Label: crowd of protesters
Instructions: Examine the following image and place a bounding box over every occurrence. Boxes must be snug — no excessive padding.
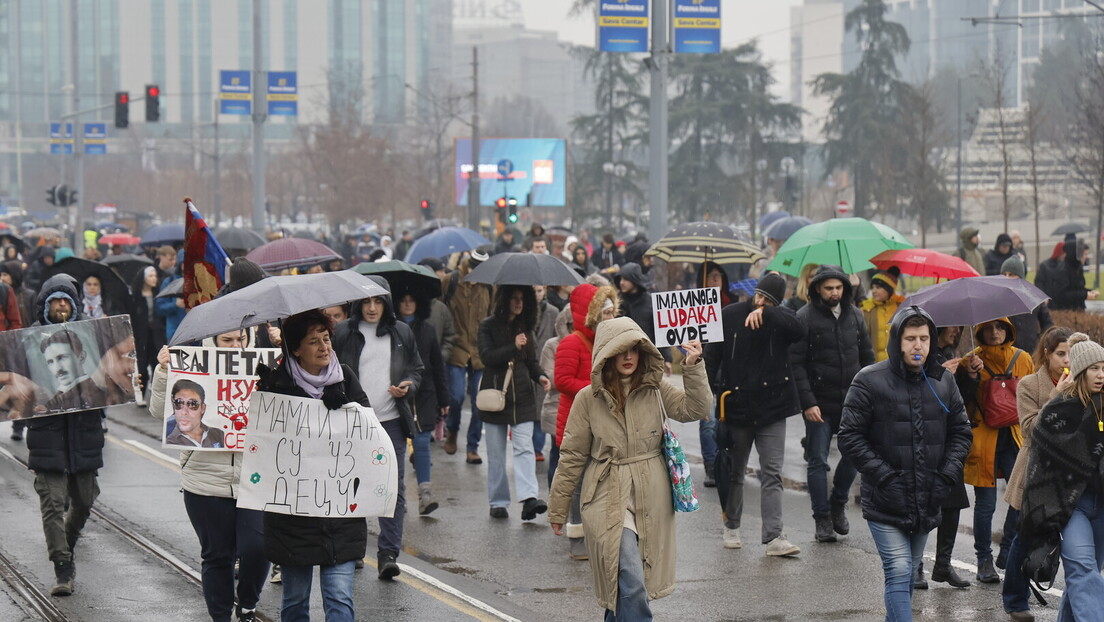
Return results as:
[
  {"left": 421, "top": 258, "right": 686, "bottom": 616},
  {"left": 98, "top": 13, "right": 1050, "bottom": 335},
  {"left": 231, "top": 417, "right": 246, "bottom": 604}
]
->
[{"left": 2, "top": 221, "right": 1104, "bottom": 622}]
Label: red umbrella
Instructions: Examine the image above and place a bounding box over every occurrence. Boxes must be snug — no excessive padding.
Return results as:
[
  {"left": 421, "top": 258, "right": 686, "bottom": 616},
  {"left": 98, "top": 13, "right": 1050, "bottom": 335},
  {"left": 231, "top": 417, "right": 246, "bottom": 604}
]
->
[
  {"left": 100, "top": 233, "right": 142, "bottom": 246},
  {"left": 870, "top": 248, "right": 979, "bottom": 281},
  {"left": 245, "top": 237, "right": 341, "bottom": 272}
]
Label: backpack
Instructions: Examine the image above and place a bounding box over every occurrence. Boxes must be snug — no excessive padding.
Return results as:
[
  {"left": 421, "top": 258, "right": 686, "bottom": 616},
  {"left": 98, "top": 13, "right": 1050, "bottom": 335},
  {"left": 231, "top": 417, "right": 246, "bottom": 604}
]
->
[{"left": 979, "top": 350, "right": 1023, "bottom": 428}]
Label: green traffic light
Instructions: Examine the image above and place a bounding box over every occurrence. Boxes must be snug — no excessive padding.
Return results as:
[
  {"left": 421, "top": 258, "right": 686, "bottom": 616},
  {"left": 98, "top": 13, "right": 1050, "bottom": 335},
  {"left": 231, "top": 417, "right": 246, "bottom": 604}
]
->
[{"left": 507, "top": 213, "right": 519, "bottom": 224}]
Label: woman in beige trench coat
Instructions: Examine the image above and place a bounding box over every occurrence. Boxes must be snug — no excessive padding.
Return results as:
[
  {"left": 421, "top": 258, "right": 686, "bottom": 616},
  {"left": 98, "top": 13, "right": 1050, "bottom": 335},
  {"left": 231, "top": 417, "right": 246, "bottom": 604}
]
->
[{"left": 548, "top": 316, "right": 712, "bottom": 620}]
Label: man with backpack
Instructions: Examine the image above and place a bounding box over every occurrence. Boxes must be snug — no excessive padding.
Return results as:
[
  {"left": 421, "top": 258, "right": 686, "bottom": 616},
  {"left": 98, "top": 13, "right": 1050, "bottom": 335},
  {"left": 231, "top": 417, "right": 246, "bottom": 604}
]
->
[{"left": 960, "top": 318, "right": 1034, "bottom": 584}]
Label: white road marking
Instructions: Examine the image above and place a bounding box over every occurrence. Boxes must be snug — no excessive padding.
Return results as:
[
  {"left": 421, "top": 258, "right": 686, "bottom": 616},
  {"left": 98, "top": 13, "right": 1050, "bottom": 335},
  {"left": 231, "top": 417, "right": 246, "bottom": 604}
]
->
[{"left": 398, "top": 563, "right": 525, "bottom": 622}]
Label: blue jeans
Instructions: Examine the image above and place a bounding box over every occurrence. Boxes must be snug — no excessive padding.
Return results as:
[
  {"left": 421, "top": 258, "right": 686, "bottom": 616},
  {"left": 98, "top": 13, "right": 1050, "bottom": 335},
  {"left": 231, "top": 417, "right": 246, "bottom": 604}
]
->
[
  {"left": 868, "top": 521, "right": 927, "bottom": 622},
  {"left": 973, "top": 429, "right": 1020, "bottom": 560},
  {"left": 412, "top": 429, "right": 432, "bottom": 485},
  {"left": 280, "top": 561, "right": 356, "bottom": 622},
  {"left": 548, "top": 444, "right": 559, "bottom": 488},
  {"left": 604, "top": 528, "right": 652, "bottom": 622},
  {"left": 805, "top": 415, "right": 858, "bottom": 517},
  {"left": 446, "top": 364, "right": 484, "bottom": 453},
  {"left": 377, "top": 418, "right": 406, "bottom": 555},
  {"left": 1002, "top": 533, "right": 1030, "bottom": 613},
  {"left": 699, "top": 410, "right": 717, "bottom": 464},
  {"left": 1057, "top": 491, "right": 1104, "bottom": 621},
  {"left": 484, "top": 421, "right": 538, "bottom": 508}
]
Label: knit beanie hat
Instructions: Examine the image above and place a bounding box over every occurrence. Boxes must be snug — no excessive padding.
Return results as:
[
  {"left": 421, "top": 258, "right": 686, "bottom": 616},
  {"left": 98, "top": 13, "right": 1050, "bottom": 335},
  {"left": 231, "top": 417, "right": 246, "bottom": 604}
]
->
[
  {"left": 755, "top": 273, "right": 787, "bottom": 306},
  {"left": 1068, "top": 332, "right": 1104, "bottom": 379},
  {"left": 871, "top": 271, "right": 898, "bottom": 292},
  {"left": 221, "top": 259, "right": 267, "bottom": 295},
  {"left": 1000, "top": 255, "right": 1026, "bottom": 279}
]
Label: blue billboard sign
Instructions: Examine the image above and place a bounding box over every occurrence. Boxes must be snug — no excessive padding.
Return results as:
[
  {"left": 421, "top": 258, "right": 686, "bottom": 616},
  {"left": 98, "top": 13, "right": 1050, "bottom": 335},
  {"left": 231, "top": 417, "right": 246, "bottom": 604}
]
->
[
  {"left": 49, "top": 123, "right": 73, "bottom": 155},
  {"left": 219, "top": 70, "right": 252, "bottom": 115},
  {"left": 673, "top": 0, "right": 721, "bottom": 54},
  {"left": 267, "top": 71, "right": 298, "bottom": 116},
  {"left": 597, "top": 0, "right": 649, "bottom": 53},
  {"left": 84, "top": 123, "right": 107, "bottom": 155},
  {"left": 455, "top": 139, "right": 568, "bottom": 208}
]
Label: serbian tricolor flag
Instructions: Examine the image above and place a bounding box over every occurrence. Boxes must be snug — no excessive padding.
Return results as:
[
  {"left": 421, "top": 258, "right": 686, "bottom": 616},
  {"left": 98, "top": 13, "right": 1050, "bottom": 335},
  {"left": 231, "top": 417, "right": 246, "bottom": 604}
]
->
[{"left": 182, "top": 197, "right": 231, "bottom": 309}]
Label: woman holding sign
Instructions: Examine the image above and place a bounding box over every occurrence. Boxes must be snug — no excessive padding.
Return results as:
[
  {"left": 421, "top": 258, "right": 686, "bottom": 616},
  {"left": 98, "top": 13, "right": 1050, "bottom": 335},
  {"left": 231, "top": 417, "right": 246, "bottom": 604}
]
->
[{"left": 256, "top": 309, "right": 371, "bottom": 622}]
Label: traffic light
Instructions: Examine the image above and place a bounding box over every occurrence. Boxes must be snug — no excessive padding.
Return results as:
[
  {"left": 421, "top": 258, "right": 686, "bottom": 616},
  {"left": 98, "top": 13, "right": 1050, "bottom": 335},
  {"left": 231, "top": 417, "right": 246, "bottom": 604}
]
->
[
  {"left": 419, "top": 199, "right": 434, "bottom": 220},
  {"left": 64, "top": 186, "right": 78, "bottom": 207},
  {"left": 495, "top": 197, "right": 508, "bottom": 224},
  {"left": 145, "top": 84, "right": 161, "bottom": 122},
  {"left": 114, "top": 91, "right": 130, "bottom": 128},
  {"left": 507, "top": 197, "right": 519, "bottom": 224},
  {"left": 46, "top": 185, "right": 58, "bottom": 206}
]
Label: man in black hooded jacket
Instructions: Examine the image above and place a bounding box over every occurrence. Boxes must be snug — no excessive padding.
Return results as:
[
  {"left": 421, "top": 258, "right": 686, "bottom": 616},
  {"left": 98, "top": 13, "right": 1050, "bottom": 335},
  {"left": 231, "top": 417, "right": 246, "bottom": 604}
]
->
[
  {"left": 333, "top": 275, "right": 423, "bottom": 581},
  {"left": 838, "top": 306, "right": 972, "bottom": 620},
  {"left": 790, "top": 265, "right": 875, "bottom": 543}
]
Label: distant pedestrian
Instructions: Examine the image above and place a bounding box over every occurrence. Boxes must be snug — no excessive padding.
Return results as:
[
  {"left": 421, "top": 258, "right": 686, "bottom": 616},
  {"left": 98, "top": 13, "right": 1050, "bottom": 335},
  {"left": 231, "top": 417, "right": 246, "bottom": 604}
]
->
[
  {"left": 1044, "top": 237, "right": 1099, "bottom": 311},
  {"left": 791, "top": 265, "right": 875, "bottom": 543},
  {"left": 592, "top": 233, "right": 624, "bottom": 273},
  {"left": 860, "top": 269, "right": 905, "bottom": 362},
  {"left": 615, "top": 263, "right": 671, "bottom": 374},
  {"left": 839, "top": 306, "right": 972, "bottom": 622},
  {"left": 954, "top": 227, "right": 985, "bottom": 277},
  {"left": 1000, "top": 255, "right": 1053, "bottom": 356},
  {"left": 549, "top": 318, "right": 710, "bottom": 622},
  {"left": 984, "top": 233, "right": 1017, "bottom": 276}
]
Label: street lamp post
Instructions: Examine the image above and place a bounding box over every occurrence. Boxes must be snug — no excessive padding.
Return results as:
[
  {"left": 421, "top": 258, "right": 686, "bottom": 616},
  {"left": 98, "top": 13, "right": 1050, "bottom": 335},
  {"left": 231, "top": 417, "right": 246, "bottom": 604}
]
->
[{"left": 956, "top": 76, "right": 963, "bottom": 246}]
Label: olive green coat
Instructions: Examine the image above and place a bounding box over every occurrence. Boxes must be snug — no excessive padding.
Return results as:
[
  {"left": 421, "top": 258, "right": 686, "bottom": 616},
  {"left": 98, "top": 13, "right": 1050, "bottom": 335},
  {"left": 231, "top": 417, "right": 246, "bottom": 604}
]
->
[{"left": 547, "top": 316, "right": 712, "bottom": 612}]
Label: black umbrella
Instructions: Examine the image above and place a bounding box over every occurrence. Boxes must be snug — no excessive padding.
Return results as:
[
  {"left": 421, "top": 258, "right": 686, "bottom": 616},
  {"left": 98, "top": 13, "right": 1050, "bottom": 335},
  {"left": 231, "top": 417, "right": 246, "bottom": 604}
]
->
[
  {"left": 101, "top": 253, "right": 154, "bottom": 285},
  {"left": 353, "top": 260, "right": 440, "bottom": 303},
  {"left": 464, "top": 252, "right": 584, "bottom": 286},
  {"left": 214, "top": 228, "right": 267, "bottom": 251},
  {"left": 1051, "top": 222, "right": 1090, "bottom": 236},
  {"left": 0, "top": 231, "right": 26, "bottom": 253},
  {"left": 169, "top": 270, "right": 388, "bottom": 345},
  {"left": 43, "top": 257, "right": 133, "bottom": 316},
  {"left": 140, "top": 222, "right": 185, "bottom": 247},
  {"left": 156, "top": 277, "right": 184, "bottom": 299}
]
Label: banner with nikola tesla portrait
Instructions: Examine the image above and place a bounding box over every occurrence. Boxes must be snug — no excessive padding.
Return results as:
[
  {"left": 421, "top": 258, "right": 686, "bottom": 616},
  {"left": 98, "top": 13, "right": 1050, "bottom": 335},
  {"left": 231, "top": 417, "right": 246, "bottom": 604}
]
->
[{"left": 0, "top": 316, "right": 136, "bottom": 421}]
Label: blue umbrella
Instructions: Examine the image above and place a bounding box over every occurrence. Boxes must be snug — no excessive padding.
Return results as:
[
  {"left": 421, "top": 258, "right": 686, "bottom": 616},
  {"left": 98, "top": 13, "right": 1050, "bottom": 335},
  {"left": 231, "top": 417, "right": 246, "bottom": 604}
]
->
[
  {"left": 764, "top": 216, "right": 813, "bottom": 241},
  {"left": 140, "top": 222, "right": 185, "bottom": 247},
  {"left": 759, "top": 210, "right": 790, "bottom": 230},
  {"left": 405, "top": 226, "right": 492, "bottom": 264}
]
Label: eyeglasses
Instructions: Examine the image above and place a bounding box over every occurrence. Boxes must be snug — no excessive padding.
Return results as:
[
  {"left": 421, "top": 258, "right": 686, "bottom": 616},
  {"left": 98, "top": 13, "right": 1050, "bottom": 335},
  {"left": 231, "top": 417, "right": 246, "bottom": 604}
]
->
[{"left": 173, "top": 398, "right": 202, "bottom": 410}]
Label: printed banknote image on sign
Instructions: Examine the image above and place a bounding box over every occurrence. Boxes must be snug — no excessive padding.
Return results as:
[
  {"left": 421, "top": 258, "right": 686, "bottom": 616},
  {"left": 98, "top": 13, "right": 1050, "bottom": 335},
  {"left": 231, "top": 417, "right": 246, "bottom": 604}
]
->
[
  {"left": 651, "top": 287, "right": 722, "bottom": 347},
  {"left": 236, "top": 392, "right": 399, "bottom": 519},
  {"left": 0, "top": 317, "right": 136, "bottom": 421},
  {"left": 160, "top": 346, "right": 281, "bottom": 451}
]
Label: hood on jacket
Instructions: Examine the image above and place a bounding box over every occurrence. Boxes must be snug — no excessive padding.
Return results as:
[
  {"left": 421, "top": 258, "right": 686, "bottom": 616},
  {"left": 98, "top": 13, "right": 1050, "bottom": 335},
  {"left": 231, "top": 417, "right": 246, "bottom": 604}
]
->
[
  {"left": 35, "top": 273, "right": 81, "bottom": 325},
  {"left": 615, "top": 263, "right": 652, "bottom": 291},
  {"left": 974, "top": 317, "right": 1017, "bottom": 348},
  {"left": 589, "top": 316, "right": 665, "bottom": 393},
  {"left": 696, "top": 261, "right": 731, "bottom": 298},
  {"left": 808, "top": 264, "right": 852, "bottom": 311},
  {"left": 888, "top": 305, "right": 943, "bottom": 378},
  {"left": 960, "top": 227, "right": 980, "bottom": 250},
  {"left": 1064, "top": 239, "right": 1084, "bottom": 264},
  {"left": 993, "top": 233, "right": 1013, "bottom": 253},
  {"left": 585, "top": 286, "right": 619, "bottom": 330},
  {"left": 1, "top": 260, "right": 23, "bottom": 290},
  {"left": 568, "top": 284, "right": 598, "bottom": 336},
  {"left": 350, "top": 274, "right": 395, "bottom": 337}
]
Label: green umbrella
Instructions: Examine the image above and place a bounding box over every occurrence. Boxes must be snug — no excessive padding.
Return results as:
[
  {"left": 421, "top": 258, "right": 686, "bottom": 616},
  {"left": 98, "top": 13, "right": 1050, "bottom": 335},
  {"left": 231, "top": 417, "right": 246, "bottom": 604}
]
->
[{"left": 766, "top": 218, "right": 914, "bottom": 276}]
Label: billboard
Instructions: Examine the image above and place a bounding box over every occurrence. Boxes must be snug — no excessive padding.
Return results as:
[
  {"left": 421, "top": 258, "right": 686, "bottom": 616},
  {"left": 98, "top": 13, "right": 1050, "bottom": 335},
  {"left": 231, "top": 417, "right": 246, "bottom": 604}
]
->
[{"left": 455, "top": 138, "right": 567, "bottom": 207}]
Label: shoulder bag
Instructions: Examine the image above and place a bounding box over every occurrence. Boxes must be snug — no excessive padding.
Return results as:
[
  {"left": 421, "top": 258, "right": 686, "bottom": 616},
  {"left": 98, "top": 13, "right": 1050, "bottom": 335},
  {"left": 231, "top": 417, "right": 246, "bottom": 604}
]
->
[
  {"left": 657, "top": 389, "right": 700, "bottom": 513},
  {"left": 476, "top": 362, "right": 513, "bottom": 413},
  {"left": 980, "top": 350, "right": 1022, "bottom": 428}
]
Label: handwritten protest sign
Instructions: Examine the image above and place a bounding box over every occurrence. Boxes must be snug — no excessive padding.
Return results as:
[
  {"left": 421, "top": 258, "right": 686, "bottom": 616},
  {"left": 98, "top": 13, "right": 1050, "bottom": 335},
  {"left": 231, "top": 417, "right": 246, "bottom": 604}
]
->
[
  {"left": 0, "top": 316, "right": 135, "bottom": 421},
  {"left": 236, "top": 392, "right": 398, "bottom": 519},
  {"left": 651, "top": 287, "right": 723, "bottom": 347},
  {"left": 161, "top": 346, "right": 280, "bottom": 451}
]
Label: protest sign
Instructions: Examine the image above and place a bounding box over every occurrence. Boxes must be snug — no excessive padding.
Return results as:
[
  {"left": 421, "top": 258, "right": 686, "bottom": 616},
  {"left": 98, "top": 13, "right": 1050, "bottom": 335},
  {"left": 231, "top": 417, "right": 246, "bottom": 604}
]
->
[
  {"left": 237, "top": 392, "right": 398, "bottom": 519},
  {"left": 651, "top": 287, "right": 723, "bottom": 347},
  {"left": 161, "top": 346, "right": 280, "bottom": 451},
  {"left": 0, "top": 316, "right": 135, "bottom": 421}
]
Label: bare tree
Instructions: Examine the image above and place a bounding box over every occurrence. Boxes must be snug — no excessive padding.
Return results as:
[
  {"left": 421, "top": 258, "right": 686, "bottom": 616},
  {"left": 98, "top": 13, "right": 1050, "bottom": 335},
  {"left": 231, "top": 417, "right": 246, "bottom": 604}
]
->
[
  {"left": 981, "top": 48, "right": 1014, "bottom": 232},
  {"left": 1066, "top": 44, "right": 1104, "bottom": 288},
  {"left": 900, "top": 82, "right": 950, "bottom": 248},
  {"left": 1022, "top": 100, "right": 1046, "bottom": 269}
]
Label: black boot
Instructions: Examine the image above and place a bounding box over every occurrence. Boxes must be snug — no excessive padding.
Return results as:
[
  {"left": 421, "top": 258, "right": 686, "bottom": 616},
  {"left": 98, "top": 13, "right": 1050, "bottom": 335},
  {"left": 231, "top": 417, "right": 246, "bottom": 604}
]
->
[
  {"left": 814, "top": 515, "right": 837, "bottom": 543},
  {"left": 913, "top": 561, "right": 928, "bottom": 590},
  {"left": 930, "top": 514, "right": 970, "bottom": 588},
  {"left": 704, "top": 462, "right": 716, "bottom": 488},
  {"left": 830, "top": 500, "right": 850, "bottom": 536}
]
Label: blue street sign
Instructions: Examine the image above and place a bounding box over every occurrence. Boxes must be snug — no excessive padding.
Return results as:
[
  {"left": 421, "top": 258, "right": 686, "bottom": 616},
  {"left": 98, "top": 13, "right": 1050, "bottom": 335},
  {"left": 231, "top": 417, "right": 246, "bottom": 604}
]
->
[
  {"left": 219, "top": 70, "right": 252, "bottom": 115},
  {"left": 597, "top": 0, "right": 649, "bottom": 53},
  {"left": 267, "top": 71, "right": 298, "bottom": 116},
  {"left": 673, "top": 0, "right": 721, "bottom": 54},
  {"left": 49, "top": 123, "right": 73, "bottom": 155},
  {"left": 497, "top": 159, "right": 514, "bottom": 179},
  {"left": 84, "top": 123, "right": 107, "bottom": 155}
]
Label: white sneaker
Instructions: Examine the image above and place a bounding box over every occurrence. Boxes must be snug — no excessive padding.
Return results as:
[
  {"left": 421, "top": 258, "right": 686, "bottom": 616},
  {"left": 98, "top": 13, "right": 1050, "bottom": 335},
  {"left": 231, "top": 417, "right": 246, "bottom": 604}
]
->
[
  {"left": 765, "top": 536, "right": 800, "bottom": 557},
  {"left": 723, "top": 527, "right": 742, "bottom": 549}
]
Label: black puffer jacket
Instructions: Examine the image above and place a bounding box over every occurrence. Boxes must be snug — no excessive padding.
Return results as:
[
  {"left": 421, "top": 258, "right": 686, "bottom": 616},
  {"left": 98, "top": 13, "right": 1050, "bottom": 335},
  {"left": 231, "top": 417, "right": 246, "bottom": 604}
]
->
[
  {"left": 26, "top": 274, "right": 106, "bottom": 474},
  {"left": 257, "top": 361, "right": 371, "bottom": 567},
  {"left": 405, "top": 317, "right": 449, "bottom": 433},
  {"left": 705, "top": 299, "right": 803, "bottom": 428},
  {"left": 838, "top": 306, "right": 973, "bottom": 533},
  {"left": 790, "top": 265, "right": 875, "bottom": 418},
  {"left": 477, "top": 314, "right": 545, "bottom": 426},
  {"left": 983, "top": 233, "right": 1016, "bottom": 276}
]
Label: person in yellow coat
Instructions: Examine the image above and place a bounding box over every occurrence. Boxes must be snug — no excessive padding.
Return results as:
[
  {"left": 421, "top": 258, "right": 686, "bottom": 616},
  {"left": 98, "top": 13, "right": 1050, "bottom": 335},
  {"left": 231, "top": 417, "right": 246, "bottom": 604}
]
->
[
  {"left": 860, "top": 270, "right": 905, "bottom": 362},
  {"left": 959, "top": 318, "right": 1034, "bottom": 585}
]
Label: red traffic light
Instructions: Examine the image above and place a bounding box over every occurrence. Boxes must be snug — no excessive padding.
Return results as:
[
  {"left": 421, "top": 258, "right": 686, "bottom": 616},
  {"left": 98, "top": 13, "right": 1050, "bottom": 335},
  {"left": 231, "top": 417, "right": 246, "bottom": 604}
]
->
[
  {"left": 147, "top": 85, "right": 160, "bottom": 98},
  {"left": 420, "top": 199, "right": 430, "bottom": 209},
  {"left": 118, "top": 93, "right": 129, "bottom": 104},
  {"left": 495, "top": 197, "right": 507, "bottom": 209}
]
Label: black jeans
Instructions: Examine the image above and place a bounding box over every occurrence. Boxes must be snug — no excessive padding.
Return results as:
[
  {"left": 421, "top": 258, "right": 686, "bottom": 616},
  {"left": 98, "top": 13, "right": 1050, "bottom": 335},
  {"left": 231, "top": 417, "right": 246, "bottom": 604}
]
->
[{"left": 183, "top": 491, "right": 269, "bottom": 622}]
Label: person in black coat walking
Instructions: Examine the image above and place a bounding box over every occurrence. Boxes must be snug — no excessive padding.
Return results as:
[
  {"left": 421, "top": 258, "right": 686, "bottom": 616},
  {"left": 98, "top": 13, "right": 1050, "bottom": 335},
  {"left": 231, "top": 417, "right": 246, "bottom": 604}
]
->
[
  {"left": 838, "top": 306, "right": 973, "bottom": 621},
  {"left": 984, "top": 233, "right": 1017, "bottom": 276},
  {"left": 615, "top": 262, "right": 672, "bottom": 371},
  {"left": 705, "top": 273, "right": 803, "bottom": 555},
  {"left": 790, "top": 264, "right": 876, "bottom": 543},
  {"left": 256, "top": 309, "right": 370, "bottom": 622}
]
